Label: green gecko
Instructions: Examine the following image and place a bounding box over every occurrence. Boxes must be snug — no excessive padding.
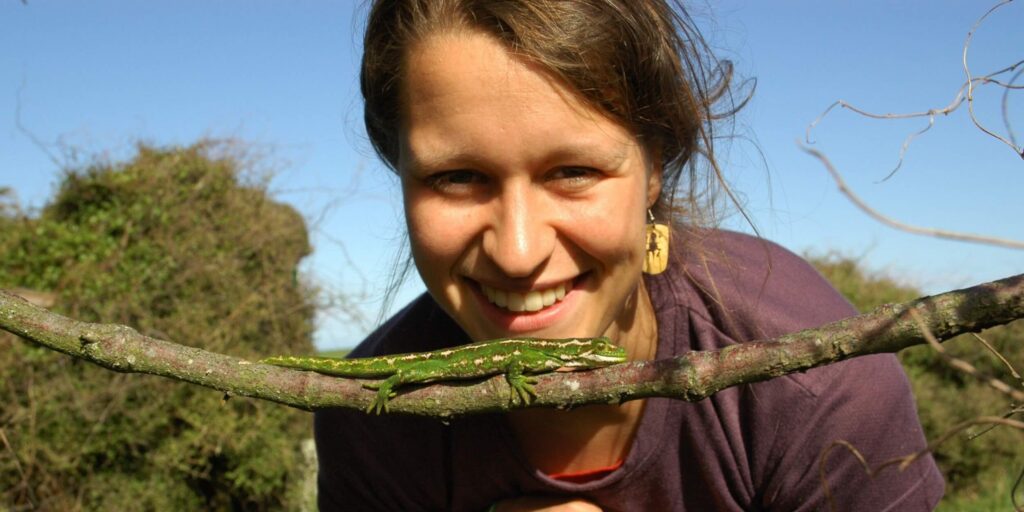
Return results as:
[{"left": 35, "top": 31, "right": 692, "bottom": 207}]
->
[{"left": 260, "top": 337, "right": 627, "bottom": 414}]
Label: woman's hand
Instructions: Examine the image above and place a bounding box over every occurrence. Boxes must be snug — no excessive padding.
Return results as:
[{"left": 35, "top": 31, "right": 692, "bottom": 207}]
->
[{"left": 491, "top": 496, "right": 602, "bottom": 512}]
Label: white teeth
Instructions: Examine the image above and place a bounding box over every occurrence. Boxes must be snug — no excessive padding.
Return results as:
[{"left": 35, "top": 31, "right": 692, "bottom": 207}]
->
[
  {"left": 507, "top": 293, "right": 525, "bottom": 312},
  {"left": 541, "top": 289, "right": 555, "bottom": 307},
  {"left": 524, "top": 291, "right": 543, "bottom": 312},
  {"left": 481, "top": 281, "right": 571, "bottom": 313}
]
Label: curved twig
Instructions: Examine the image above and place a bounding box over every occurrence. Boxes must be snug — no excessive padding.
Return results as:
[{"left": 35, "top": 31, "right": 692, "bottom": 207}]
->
[
  {"left": 805, "top": 58, "right": 1024, "bottom": 180},
  {"left": 1004, "top": 66, "right": 1023, "bottom": 148},
  {"left": 801, "top": 144, "right": 1024, "bottom": 249},
  {"left": 909, "top": 309, "right": 1024, "bottom": 402},
  {"left": 805, "top": 0, "right": 1024, "bottom": 176},
  {"left": 963, "top": 0, "right": 1023, "bottom": 158},
  {"left": 971, "top": 332, "right": 1024, "bottom": 386},
  {"left": 819, "top": 416, "right": 1024, "bottom": 512}
]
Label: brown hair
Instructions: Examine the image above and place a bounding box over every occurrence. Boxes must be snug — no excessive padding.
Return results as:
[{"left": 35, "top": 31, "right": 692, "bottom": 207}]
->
[{"left": 361, "top": 0, "right": 744, "bottom": 223}]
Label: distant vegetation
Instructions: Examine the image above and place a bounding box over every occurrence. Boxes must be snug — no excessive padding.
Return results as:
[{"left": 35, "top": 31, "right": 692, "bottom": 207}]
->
[
  {"left": 810, "top": 253, "right": 1024, "bottom": 506},
  {"left": 0, "top": 142, "right": 317, "bottom": 510}
]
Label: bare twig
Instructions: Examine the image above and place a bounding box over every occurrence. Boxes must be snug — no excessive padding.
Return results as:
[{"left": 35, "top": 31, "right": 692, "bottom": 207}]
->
[
  {"left": 0, "top": 427, "right": 37, "bottom": 509},
  {"left": 805, "top": 60, "right": 1024, "bottom": 180},
  {"left": 902, "top": 416, "right": 1024, "bottom": 470},
  {"left": 966, "top": 406, "right": 1022, "bottom": 441},
  {"left": 908, "top": 309, "right": 1024, "bottom": 402},
  {"left": 1004, "top": 66, "right": 1023, "bottom": 147},
  {"left": 819, "top": 440, "right": 870, "bottom": 512},
  {"left": 1015, "top": 463, "right": 1024, "bottom": 511},
  {"left": 14, "top": 77, "right": 63, "bottom": 170},
  {"left": 971, "top": 332, "right": 1024, "bottom": 386},
  {"left": 819, "top": 416, "right": 1024, "bottom": 512},
  {"left": 801, "top": 145, "right": 1024, "bottom": 249},
  {"left": 804, "top": 58, "right": 1024, "bottom": 181},
  {"left": 963, "top": 0, "right": 1024, "bottom": 158},
  {"left": 806, "top": 0, "right": 1024, "bottom": 176},
  {"left": 2, "top": 274, "right": 1023, "bottom": 417}
]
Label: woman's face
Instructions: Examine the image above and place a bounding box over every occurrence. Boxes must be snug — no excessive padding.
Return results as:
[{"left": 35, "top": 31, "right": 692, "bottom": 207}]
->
[{"left": 399, "top": 32, "right": 661, "bottom": 342}]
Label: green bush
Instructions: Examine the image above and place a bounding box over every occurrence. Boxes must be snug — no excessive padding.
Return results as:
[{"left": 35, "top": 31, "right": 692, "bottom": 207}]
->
[
  {"left": 809, "top": 253, "right": 1024, "bottom": 502},
  {"left": 0, "top": 142, "right": 317, "bottom": 510}
]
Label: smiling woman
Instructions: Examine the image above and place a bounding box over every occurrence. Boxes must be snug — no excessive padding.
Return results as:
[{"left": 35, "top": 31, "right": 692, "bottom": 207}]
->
[
  {"left": 314, "top": 1, "right": 944, "bottom": 511},
  {"left": 401, "top": 33, "right": 659, "bottom": 347}
]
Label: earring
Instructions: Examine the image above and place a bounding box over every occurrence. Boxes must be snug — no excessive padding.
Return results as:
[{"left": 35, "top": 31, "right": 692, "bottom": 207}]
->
[{"left": 642, "top": 210, "right": 670, "bottom": 275}]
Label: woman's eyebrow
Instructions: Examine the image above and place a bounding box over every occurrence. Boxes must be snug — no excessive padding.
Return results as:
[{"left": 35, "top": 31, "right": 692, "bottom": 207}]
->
[
  {"left": 405, "top": 139, "right": 632, "bottom": 172},
  {"left": 547, "top": 142, "right": 629, "bottom": 166},
  {"left": 403, "top": 148, "right": 478, "bottom": 173}
]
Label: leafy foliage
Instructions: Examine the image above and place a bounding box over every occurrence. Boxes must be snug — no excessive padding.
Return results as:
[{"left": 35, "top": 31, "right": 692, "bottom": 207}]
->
[
  {"left": 810, "top": 253, "right": 1024, "bottom": 501},
  {"left": 0, "top": 142, "right": 317, "bottom": 510}
]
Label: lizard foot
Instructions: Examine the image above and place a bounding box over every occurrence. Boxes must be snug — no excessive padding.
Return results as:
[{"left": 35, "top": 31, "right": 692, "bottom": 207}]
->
[
  {"left": 506, "top": 373, "right": 538, "bottom": 406},
  {"left": 362, "top": 381, "right": 396, "bottom": 415}
]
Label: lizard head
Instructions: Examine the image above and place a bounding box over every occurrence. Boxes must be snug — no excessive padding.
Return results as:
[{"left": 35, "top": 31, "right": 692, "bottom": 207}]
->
[{"left": 555, "top": 337, "right": 627, "bottom": 367}]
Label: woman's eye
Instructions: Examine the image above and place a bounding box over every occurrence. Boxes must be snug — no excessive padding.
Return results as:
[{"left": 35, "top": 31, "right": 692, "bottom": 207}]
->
[
  {"left": 549, "top": 166, "right": 600, "bottom": 189},
  {"left": 425, "top": 170, "right": 486, "bottom": 192}
]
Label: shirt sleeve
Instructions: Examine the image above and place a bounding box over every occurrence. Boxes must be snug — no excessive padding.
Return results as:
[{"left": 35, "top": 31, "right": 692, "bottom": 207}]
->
[
  {"left": 681, "top": 231, "right": 944, "bottom": 509},
  {"left": 755, "top": 354, "right": 944, "bottom": 511}
]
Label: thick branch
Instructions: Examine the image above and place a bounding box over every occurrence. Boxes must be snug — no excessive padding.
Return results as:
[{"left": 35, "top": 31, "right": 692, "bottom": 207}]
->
[{"left": 2, "top": 274, "right": 1023, "bottom": 418}]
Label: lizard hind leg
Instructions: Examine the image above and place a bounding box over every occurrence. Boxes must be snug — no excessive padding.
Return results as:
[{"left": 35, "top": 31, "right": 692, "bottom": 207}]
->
[{"left": 362, "top": 374, "right": 401, "bottom": 415}]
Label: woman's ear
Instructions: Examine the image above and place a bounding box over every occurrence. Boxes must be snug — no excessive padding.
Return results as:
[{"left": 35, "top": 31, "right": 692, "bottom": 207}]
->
[{"left": 646, "top": 146, "right": 663, "bottom": 209}]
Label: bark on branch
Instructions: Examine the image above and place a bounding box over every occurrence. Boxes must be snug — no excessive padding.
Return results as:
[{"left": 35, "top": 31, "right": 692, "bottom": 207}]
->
[{"left": 2, "top": 274, "right": 1023, "bottom": 418}]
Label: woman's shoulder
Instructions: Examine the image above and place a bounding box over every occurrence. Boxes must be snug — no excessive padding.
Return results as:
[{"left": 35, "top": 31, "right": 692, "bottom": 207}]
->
[{"left": 655, "top": 228, "right": 857, "bottom": 343}]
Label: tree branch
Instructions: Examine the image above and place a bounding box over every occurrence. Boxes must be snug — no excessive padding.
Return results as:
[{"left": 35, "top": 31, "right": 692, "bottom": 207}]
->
[
  {"left": 2, "top": 274, "right": 1023, "bottom": 418},
  {"left": 801, "top": 144, "right": 1024, "bottom": 250}
]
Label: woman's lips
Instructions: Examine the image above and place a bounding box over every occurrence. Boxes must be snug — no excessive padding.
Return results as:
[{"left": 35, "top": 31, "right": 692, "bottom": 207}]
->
[
  {"left": 480, "top": 280, "right": 569, "bottom": 312},
  {"left": 471, "top": 277, "right": 582, "bottom": 334}
]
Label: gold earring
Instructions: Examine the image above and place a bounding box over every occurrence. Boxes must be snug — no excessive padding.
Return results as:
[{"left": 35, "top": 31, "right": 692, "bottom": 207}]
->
[{"left": 642, "top": 210, "right": 669, "bottom": 275}]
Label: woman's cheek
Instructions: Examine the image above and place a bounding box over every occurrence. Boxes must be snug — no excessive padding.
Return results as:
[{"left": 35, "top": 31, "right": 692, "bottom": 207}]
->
[
  {"left": 407, "top": 199, "right": 480, "bottom": 301},
  {"left": 408, "top": 196, "right": 470, "bottom": 254},
  {"left": 565, "top": 199, "right": 646, "bottom": 266}
]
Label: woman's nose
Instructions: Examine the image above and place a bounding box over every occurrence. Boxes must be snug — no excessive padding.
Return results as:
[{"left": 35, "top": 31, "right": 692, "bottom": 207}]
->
[{"left": 481, "top": 186, "right": 554, "bottom": 279}]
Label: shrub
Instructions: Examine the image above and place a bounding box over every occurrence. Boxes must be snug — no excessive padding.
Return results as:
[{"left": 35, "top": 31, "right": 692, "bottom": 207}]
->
[
  {"left": 0, "top": 142, "right": 317, "bottom": 510},
  {"left": 809, "top": 253, "right": 1024, "bottom": 498}
]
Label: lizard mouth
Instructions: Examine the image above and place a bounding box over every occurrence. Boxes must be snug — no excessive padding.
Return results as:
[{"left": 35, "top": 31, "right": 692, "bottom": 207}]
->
[
  {"left": 588, "top": 353, "right": 627, "bottom": 364},
  {"left": 479, "top": 280, "right": 571, "bottom": 313}
]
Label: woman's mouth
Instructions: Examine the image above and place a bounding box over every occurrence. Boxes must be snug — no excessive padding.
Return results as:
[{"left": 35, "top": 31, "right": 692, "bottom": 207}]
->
[{"left": 479, "top": 280, "right": 570, "bottom": 313}]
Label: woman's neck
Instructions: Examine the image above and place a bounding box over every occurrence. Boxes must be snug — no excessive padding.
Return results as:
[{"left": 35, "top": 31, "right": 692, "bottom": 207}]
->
[
  {"left": 507, "top": 281, "right": 658, "bottom": 475},
  {"left": 607, "top": 279, "right": 659, "bottom": 362}
]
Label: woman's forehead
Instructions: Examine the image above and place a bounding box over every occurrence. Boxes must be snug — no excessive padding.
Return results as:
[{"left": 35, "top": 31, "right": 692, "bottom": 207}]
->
[{"left": 399, "top": 33, "right": 642, "bottom": 169}]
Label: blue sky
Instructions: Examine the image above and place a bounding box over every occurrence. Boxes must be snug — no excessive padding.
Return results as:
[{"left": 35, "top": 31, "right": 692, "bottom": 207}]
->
[{"left": 2, "top": 1, "right": 1021, "bottom": 350}]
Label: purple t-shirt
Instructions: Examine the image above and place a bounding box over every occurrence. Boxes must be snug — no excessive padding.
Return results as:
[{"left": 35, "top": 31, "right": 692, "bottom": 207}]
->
[{"left": 315, "top": 230, "right": 944, "bottom": 511}]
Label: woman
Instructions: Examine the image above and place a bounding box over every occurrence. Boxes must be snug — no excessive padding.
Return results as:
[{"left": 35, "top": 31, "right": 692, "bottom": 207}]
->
[{"left": 315, "top": 1, "right": 945, "bottom": 510}]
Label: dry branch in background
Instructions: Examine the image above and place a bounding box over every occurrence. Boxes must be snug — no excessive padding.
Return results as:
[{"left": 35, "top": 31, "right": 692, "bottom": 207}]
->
[
  {"left": 799, "top": 0, "right": 1024, "bottom": 252},
  {"left": 818, "top": 416, "right": 1024, "bottom": 512},
  {"left": 801, "top": 145, "right": 1024, "bottom": 250},
  {"left": 2, "top": 273, "right": 1023, "bottom": 418},
  {"left": 806, "top": 0, "right": 1023, "bottom": 169},
  {"left": 909, "top": 308, "right": 1024, "bottom": 402}
]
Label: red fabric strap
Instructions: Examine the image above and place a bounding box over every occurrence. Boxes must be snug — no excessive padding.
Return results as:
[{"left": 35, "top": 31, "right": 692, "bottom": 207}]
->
[{"left": 548, "top": 459, "right": 624, "bottom": 484}]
